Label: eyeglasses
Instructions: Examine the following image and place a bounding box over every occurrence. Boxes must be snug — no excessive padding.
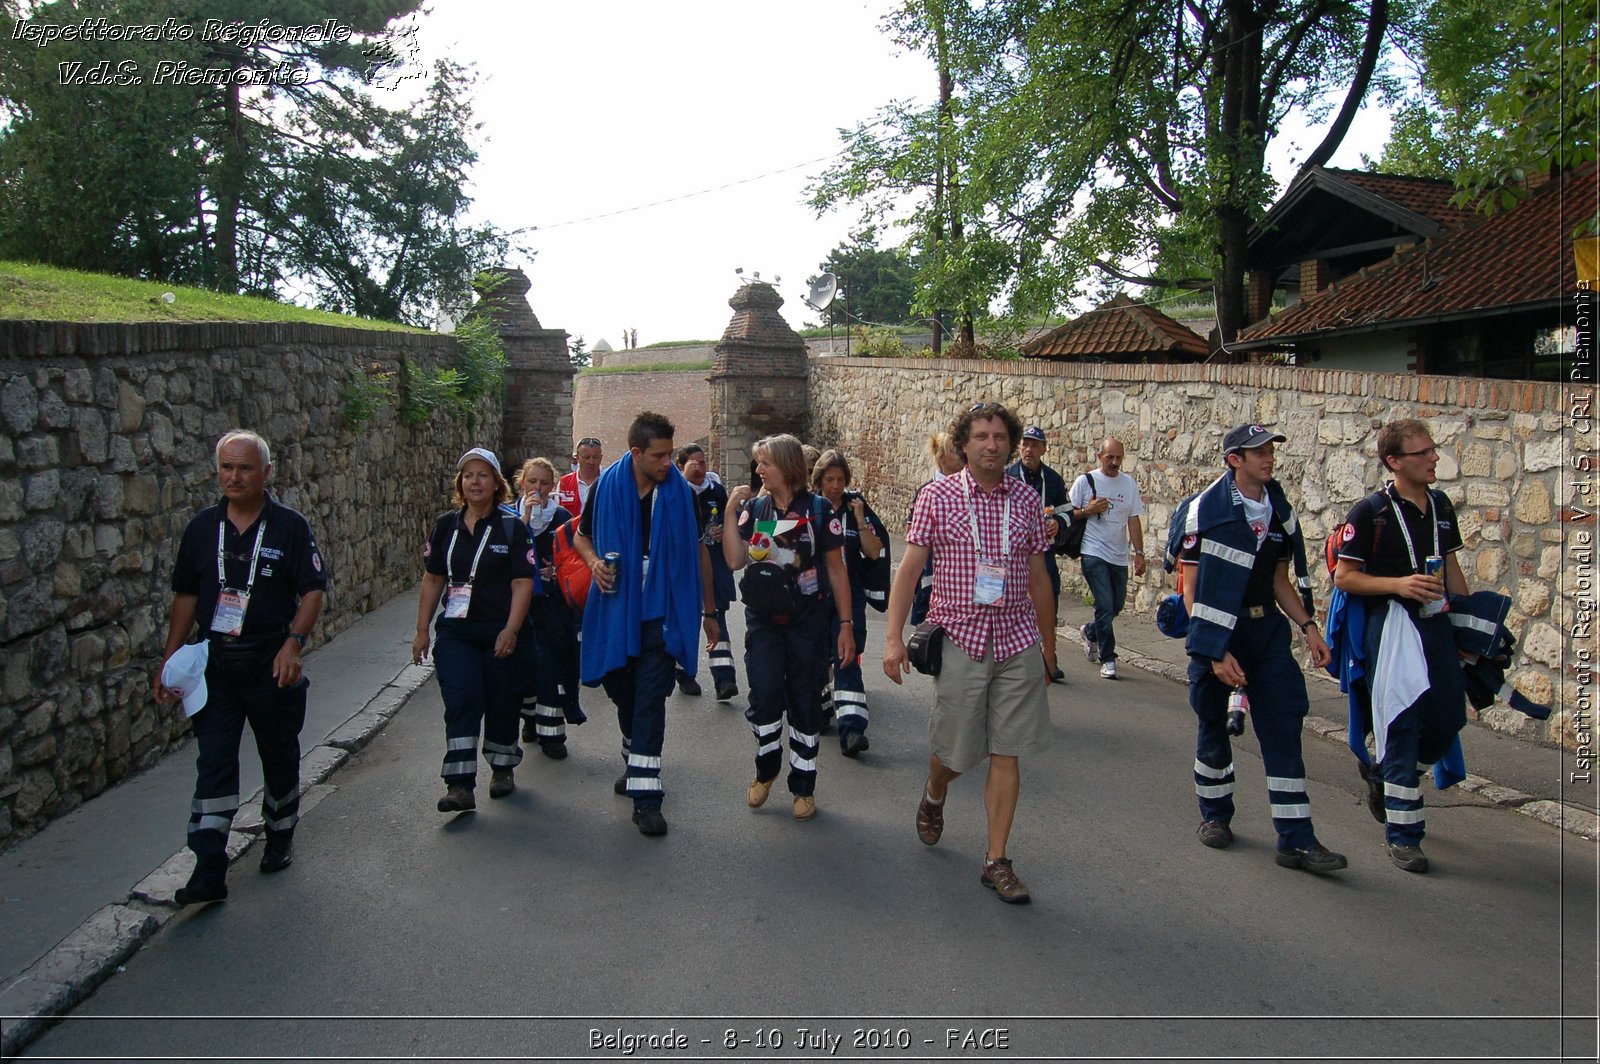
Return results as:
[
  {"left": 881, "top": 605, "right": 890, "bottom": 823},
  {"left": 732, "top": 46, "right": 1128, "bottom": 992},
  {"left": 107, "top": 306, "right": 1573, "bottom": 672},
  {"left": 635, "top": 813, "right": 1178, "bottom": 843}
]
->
[
  {"left": 1398, "top": 446, "right": 1439, "bottom": 459},
  {"left": 576, "top": 437, "right": 601, "bottom": 448}
]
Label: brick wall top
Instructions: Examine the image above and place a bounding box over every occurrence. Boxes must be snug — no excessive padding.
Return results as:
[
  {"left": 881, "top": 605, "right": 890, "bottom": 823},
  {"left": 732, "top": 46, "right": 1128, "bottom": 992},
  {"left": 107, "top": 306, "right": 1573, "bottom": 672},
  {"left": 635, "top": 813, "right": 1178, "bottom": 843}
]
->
[{"left": 1, "top": 319, "right": 455, "bottom": 358}]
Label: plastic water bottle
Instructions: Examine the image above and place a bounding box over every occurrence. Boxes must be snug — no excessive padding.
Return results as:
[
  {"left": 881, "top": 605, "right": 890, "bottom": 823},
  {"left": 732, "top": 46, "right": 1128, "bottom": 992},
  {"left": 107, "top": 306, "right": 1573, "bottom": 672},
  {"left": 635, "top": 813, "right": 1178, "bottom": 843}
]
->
[{"left": 1227, "top": 688, "right": 1248, "bottom": 737}]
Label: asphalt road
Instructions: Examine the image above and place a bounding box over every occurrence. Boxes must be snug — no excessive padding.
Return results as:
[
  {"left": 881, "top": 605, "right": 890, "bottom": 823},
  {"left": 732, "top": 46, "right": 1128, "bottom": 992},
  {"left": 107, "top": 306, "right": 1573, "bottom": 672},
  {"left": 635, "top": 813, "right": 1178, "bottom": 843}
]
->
[{"left": 21, "top": 606, "right": 1598, "bottom": 1063}]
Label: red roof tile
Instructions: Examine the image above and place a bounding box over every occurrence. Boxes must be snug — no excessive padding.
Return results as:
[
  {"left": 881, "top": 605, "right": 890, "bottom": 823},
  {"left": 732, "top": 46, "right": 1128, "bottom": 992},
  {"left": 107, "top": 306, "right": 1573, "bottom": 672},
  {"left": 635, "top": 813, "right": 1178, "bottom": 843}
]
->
[
  {"left": 1240, "top": 164, "right": 1596, "bottom": 344},
  {"left": 1022, "top": 294, "right": 1210, "bottom": 360},
  {"left": 1324, "top": 168, "right": 1477, "bottom": 230}
]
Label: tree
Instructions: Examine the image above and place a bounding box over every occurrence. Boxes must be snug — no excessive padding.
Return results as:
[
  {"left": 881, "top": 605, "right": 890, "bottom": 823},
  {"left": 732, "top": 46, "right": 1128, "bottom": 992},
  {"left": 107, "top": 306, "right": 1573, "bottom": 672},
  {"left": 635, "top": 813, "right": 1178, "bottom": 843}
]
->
[
  {"left": 0, "top": 0, "right": 517, "bottom": 323},
  {"left": 810, "top": 228, "right": 917, "bottom": 327},
  {"left": 268, "top": 60, "right": 513, "bottom": 324},
  {"left": 812, "top": 0, "right": 1398, "bottom": 352},
  {"left": 568, "top": 334, "right": 590, "bottom": 369}
]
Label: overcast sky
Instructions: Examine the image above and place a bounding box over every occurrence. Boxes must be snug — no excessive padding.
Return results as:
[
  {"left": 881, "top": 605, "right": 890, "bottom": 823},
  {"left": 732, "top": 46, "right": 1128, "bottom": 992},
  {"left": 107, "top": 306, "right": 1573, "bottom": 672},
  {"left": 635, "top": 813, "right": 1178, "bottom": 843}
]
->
[{"left": 406, "top": 2, "right": 1391, "bottom": 348}]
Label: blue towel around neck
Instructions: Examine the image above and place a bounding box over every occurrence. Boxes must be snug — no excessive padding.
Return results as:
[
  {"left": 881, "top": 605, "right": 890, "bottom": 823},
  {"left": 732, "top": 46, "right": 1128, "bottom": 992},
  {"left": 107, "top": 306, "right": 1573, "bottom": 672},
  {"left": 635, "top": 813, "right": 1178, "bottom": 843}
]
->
[{"left": 579, "top": 454, "right": 704, "bottom": 684}]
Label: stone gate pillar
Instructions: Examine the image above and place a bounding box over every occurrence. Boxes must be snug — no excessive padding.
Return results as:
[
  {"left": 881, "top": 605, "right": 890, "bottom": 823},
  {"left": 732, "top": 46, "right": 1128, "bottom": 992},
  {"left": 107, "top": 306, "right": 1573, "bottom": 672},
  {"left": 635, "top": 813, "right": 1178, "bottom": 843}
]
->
[
  {"left": 483, "top": 268, "right": 574, "bottom": 467},
  {"left": 709, "top": 281, "right": 809, "bottom": 477}
]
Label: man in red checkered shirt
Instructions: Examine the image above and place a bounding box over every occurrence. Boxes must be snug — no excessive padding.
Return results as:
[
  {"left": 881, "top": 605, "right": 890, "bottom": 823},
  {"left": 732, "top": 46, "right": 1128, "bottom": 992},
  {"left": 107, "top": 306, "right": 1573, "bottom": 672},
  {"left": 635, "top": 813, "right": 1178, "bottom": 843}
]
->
[{"left": 884, "top": 402, "right": 1058, "bottom": 904}]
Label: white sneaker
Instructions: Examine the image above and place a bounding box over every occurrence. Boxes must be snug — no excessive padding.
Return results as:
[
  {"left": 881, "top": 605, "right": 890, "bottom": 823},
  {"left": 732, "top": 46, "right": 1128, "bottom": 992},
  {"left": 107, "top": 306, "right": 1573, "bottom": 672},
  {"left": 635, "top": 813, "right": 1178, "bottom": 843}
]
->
[
  {"left": 1100, "top": 661, "right": 1117, "bottom": 680},
  {"left": 1079, "top": 624, "right": 1097, "bottom": 662}
]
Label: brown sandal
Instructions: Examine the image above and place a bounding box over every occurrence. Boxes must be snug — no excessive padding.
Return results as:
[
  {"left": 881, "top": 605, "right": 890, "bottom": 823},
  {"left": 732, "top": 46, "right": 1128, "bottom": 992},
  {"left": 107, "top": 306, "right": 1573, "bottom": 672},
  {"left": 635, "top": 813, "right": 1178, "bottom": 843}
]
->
[{"left": 916, "top": 790, "right": 944, "bottom": 846}]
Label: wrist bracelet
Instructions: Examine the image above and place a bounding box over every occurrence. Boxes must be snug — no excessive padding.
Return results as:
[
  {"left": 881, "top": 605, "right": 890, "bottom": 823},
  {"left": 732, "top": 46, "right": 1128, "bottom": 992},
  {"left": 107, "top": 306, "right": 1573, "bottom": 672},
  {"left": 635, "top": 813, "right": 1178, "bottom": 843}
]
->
[
  {"left": 702, "top": 612, "right": 716, "bottom": 619},
  {"left": 1298, "top": 619, "right": 1317, "bottom": 633}
]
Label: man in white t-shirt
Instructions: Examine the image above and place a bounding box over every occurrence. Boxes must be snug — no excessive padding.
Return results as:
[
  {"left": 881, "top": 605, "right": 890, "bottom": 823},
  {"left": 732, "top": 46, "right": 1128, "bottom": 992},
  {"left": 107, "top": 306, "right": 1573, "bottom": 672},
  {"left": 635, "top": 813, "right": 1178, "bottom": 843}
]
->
[{"left": 1067, "top": 438, "right": 1146, "bottom": 679}]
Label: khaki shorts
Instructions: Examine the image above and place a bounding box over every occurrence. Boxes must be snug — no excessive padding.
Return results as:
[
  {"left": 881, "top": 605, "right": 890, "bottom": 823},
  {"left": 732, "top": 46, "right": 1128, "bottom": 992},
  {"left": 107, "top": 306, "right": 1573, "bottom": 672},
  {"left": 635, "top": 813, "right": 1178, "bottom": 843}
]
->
[{"left": 930, "top": 635, "right": 1052, "bottom": 773}]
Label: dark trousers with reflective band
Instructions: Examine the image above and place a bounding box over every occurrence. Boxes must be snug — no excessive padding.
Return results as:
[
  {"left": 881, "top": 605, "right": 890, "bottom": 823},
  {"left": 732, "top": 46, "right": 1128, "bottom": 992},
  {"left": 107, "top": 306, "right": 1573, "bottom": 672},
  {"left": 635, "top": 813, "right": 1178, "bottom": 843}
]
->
[
  {"left": 1081, "top": 554, "right": 1128, "bottom": 663},
  {"left": 745, "top": 604, "right": 829, "bottom": 797},
  {"left": 524, "top": 595, "right": 578, "bottom": 744},
  {"left": 434, "top": 618, "right": 526, "bottom": 787},
  {"left": 676, "top": 604, "right": 736, "bottom": 691},
  {"left": 827, "top": 592, "right": 870, "bottom": 745},
  {"left": 599, "top": 618, "right": 674, "bottom": 810},
  {"left": 188, "top": 639, "right": 307, "bottom": 872},
  {"left": 1363, "top": 607, "right": 1468, "bottom": 846},
  {"left": 1188, "top": 609, "right": 1317, "bottom": 851}
]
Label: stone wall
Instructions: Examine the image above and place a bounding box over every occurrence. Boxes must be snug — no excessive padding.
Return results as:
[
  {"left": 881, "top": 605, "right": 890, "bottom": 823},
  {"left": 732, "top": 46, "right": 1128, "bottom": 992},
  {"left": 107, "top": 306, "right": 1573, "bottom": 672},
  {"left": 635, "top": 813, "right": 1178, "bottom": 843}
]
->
[
  {"left": 0, "top": 320, "right": 499, "bottom": 850},
  {"left": 809, "top": 356, "right": 1589, "bottom": 746},
  {"left": 571, "top": 369, "right": 712, "bottom": 460}
]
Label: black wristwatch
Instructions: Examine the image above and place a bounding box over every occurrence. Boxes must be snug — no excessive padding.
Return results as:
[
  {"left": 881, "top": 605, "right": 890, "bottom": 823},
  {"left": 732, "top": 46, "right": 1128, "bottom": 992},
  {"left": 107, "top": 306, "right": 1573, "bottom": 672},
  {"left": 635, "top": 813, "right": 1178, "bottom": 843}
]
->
[
  {"left": 1297, "top": 619, "right": 1317, "bottom": 633},
  {"left": 702, "top": 612, "right": 716, "bottom": 619},
  {"left": 288, "top": 631, "right": 308, "bottom": 648}
]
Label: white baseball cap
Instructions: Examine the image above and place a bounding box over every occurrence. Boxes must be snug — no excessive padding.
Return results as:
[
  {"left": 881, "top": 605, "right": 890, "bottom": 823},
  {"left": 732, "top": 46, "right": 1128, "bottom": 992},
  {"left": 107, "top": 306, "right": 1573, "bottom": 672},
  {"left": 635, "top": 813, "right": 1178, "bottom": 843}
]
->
[
  {"left": 457, "top": 447, "right": 502, "bottom": 475},
  {"left": 161, "top": 642, "right": 210, "bottom": 718}
]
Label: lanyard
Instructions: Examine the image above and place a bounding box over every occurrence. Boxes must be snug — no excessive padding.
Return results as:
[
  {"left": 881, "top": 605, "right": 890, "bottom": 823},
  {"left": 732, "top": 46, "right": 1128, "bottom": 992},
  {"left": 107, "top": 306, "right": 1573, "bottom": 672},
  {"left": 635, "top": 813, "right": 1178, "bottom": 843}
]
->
[
  {"left": 445, "top": 513, "right": 495, "bottom": 585},
  {"left": 963, "top": 473, "right": 1011, "bottom": 559},
  {"left": 216, "top": 517, "right": 268, "bottom": 594},
  {"left": 1386, "top": 485, "right": 1439, "bottom": 573}
]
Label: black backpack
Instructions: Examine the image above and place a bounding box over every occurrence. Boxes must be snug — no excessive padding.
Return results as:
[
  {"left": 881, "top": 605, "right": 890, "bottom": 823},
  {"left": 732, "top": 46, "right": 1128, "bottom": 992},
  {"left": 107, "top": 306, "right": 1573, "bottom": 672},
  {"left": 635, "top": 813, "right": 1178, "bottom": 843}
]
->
[{"left": 1058, "top": 473, "right": 1097, "bottom": 559}]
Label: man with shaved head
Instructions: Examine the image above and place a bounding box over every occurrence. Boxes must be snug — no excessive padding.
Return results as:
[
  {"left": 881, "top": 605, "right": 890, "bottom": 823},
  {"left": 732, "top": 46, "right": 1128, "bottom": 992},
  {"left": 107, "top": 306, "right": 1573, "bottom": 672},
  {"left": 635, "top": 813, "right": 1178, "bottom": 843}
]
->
[{"left": 1068, "top": 437, "right": 1145, "bottom": 680}]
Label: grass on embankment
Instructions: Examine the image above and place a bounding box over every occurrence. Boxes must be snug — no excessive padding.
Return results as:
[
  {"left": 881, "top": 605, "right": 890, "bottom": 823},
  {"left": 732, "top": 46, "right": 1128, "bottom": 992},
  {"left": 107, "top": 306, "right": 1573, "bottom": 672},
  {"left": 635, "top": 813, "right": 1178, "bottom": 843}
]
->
[
  {"left": 0, "top": 261, "right": 428, "bottom": 332},
  {"left": 578, "top": 361, "right": 711, "bottom": 375}
]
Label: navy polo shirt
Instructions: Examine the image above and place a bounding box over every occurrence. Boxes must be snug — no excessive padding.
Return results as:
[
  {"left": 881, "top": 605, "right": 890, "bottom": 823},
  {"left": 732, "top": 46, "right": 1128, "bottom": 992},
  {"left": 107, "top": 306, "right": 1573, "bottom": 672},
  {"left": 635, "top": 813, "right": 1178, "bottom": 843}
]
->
[
  {"left": 424, "top": 508, "right": 536, "bottom": 624},
  {"left": 171, "top": 496, "right": 327, "bottom": 637},
  {"left": 1338, "top": 485, "right": 1462, "bottom": 595}
]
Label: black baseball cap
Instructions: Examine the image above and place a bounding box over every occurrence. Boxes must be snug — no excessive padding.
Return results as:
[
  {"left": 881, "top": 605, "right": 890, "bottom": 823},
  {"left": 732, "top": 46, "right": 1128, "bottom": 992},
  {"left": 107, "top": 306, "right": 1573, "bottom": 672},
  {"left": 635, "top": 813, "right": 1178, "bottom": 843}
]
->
[{"left": 1223, "top": 423, "right": 1286, "bottom": 455}]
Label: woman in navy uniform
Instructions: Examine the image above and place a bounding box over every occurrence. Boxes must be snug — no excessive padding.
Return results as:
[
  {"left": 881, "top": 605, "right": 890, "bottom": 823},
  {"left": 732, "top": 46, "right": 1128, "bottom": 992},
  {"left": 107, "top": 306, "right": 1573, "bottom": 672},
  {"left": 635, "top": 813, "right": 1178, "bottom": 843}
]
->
[
  {"left": 724, "top": 434, "right": 857, "bottom": 820},
  {"left": 413, "top": 448, "right": 536, "bottom": 813},
  {"left": 811, "top": 449, "right": 888, "bottom": 758},
  {"left": 505, "top": 457, "right": 582, "bottom": 759}
]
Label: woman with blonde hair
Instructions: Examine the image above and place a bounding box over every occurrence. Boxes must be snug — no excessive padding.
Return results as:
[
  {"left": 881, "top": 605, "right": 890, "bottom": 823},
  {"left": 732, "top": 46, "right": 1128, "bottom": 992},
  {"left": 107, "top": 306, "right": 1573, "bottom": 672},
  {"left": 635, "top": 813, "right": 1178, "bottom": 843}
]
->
[
  {"left": 909, "top": 432, "right": 963, "bottom": 625},
  {"left": 723, "top": 434, "right": 857, "bottom": 820},
  {"left": 413, "top": 448, "right": 536, "bottom": 812},
  {"left": 503, "top": 456, "right": 583, "bottom": 759}
]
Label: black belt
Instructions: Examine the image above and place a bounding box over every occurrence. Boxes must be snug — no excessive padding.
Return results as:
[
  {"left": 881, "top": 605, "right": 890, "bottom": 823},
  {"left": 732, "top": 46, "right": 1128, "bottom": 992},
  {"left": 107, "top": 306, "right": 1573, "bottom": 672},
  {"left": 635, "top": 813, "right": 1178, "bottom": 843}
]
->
[{"left": 212, "top": 629, "right": 287, "bottom": 650}]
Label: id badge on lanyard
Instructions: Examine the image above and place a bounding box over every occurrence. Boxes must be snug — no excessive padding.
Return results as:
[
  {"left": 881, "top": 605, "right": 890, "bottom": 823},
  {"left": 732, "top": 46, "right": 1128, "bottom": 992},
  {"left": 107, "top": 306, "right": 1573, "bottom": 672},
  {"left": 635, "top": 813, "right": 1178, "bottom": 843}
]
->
[
  {"left": 964, "top": 475, "right": 1012, "bottom": 606},
  {"left": 212, "top": 519, "right": 267, "bottom": 635},
  {"left": 212, "top": 588, "right": 250, "bottom": 635},
  {"left": 973, "top": 558, "right": 1005, "bottom": 605},
  {"left": 442, "top": 517, "right": 494, "bottom": 621},
  {"left": 443, "top": 583, "right": 472, "bottom": 618}
]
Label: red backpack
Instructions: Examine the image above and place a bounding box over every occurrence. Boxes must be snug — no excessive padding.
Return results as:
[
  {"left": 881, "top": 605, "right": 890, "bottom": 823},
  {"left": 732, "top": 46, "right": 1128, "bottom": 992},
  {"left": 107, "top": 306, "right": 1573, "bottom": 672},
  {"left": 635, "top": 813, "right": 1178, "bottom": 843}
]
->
[{"left": 550, "top": 520, "right": 592, "bottom": 612}]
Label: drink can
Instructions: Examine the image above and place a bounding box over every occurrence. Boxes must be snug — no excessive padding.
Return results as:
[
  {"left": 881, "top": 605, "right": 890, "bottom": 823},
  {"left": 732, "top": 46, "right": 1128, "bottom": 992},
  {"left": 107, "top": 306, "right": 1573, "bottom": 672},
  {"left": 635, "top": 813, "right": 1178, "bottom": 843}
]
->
[
  {"left": 602, "top": 552, "right": 619, "bottom": 594},
  {"left": 1420, "top": 554, "right": 1448, "bottom": 616}
]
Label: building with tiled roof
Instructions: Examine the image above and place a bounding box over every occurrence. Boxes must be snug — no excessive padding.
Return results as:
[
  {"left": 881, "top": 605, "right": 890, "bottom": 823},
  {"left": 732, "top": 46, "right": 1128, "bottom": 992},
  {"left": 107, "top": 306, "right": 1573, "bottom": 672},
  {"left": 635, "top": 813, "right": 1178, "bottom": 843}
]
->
[
  {"left": 1235, "top": 164, "right": 1594, "bottom": 381},
  {"left": 1021, "top": 293, "right": 1209, "bottom": 363},
  {"left": 1243, "top": 166, "right": 1478, "bottom": 328}
]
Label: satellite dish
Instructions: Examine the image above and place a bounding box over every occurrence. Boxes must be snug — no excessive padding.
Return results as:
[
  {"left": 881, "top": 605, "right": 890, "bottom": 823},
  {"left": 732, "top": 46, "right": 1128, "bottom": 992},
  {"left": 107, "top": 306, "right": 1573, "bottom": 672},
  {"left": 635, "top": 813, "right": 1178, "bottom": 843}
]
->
[{"left": 805, "top": 273, "right": 838, "bottom": 311}]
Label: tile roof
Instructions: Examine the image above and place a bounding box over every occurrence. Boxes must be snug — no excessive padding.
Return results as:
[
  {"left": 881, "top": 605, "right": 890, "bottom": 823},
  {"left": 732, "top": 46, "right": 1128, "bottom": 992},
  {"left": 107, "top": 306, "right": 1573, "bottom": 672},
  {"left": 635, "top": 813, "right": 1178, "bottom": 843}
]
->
[
  {"left": 1322, "top": 168, "right": 1478, "bottom": 230},
  {"left": 1239, "top": 164, "right": 1595, "bottom": 345},
  {"left": 1022, "top": 294, "right": 1210, "bottom": 360}
]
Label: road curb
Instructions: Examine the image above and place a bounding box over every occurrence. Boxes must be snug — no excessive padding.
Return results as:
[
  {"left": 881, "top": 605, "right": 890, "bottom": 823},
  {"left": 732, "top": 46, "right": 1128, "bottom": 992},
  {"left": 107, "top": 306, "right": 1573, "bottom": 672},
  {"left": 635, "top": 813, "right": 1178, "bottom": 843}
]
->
[
  {"left": 1079, "top": 625, "right": 1598, "bottom": 844},
  {"left": 0, "top": 662, "right": 433, "bottom": 1057}
]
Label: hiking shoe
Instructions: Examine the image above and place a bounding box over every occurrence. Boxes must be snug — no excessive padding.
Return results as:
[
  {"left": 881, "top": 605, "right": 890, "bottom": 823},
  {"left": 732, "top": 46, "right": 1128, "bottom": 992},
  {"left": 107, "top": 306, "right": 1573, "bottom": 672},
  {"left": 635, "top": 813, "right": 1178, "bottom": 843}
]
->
[
  {"left": 259, "top": 833, "right": 293, "bottom": 874},
  {"left": 1388, "top": 843, "right": 1430, "bottom": 874},
  {"left": 1050, "top": 666, "right": 1067, "bottom": 682},
  {"left": 747, "top": 775, "right": 777, "bottom": 808},
  {"left": 841, "top": 731, "right": 869, "bottom": 758},
  {"left": 437, "top": 784, "right": 476, "bottom": 813},
  {"left": 793, "top": 796, "right": 816, "bottom": 821},
  {"left": 540, "top": 739, "right": 568, "bottom": 761},
  {"left": 980, "top": 857, "right": 1031, "bottom": 904},
  {"left": 1358, "top": 761, "right": 1386, "bottom": 824},
  {"left": 521, "top": 719, "right": 538, "bottom": 743},
  {"left": 633, "top": 807, "right": 668, "bottom": 836},
  {"left": 715, "top": 681, "right": 739, "bottom": 702},
  {"left": 174, "top": 873, "right": 228, "bottom": 906},
  {"left": 614, "top": 774, "right": 629, "bottom": 796},
  {"left": 916, "top": 790, "right": 944, "bottom": 846},
  {"left": 677, "top": 674, "right": 702, "bottom": 697},
  {"left": 489, "top": 770, "right": 515, "bottom": 799},
  {"left": 1197, "top": 820, "right": 1233, "bottom": 849},
  {"left": 1275, "top": 843, "right": 1348, "bottom": 875},
  {"left": 1100, "top": 661, "right": 1117, "bottom": 680},
  {"left": 1080, "top": 624, "right": 1097, "bottom": 662}
]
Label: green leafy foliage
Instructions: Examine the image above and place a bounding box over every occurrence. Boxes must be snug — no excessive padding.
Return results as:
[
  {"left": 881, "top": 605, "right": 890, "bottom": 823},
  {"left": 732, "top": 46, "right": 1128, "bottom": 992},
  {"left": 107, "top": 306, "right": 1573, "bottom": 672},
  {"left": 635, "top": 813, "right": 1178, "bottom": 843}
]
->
[{"left": 811, "top": 228, "right": 917, "bottom": 327}]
